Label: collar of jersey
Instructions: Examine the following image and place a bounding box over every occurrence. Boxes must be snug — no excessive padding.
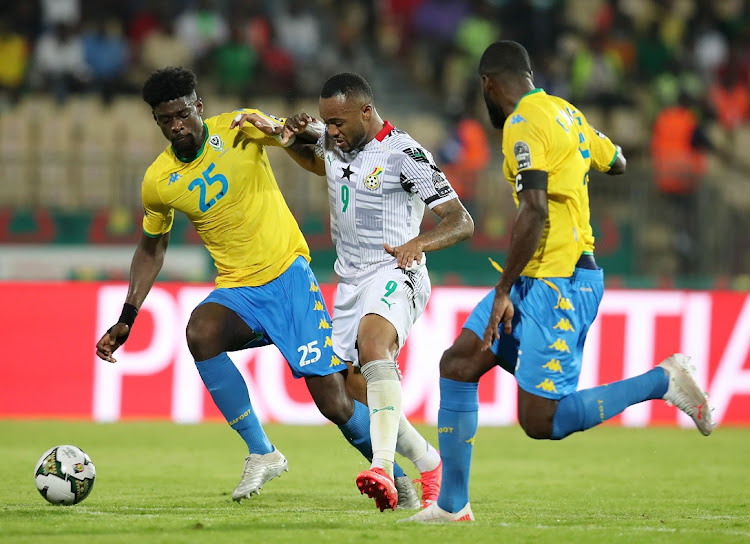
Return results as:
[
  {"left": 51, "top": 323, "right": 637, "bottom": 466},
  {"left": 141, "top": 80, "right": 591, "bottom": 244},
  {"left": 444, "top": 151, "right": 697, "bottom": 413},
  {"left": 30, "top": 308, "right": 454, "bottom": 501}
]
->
[
  {"left": 512, "top": 88, "right": 545, "bottom": 113},
  {"left": 173, "top": 122, "right": 209, "bottom": 163}
]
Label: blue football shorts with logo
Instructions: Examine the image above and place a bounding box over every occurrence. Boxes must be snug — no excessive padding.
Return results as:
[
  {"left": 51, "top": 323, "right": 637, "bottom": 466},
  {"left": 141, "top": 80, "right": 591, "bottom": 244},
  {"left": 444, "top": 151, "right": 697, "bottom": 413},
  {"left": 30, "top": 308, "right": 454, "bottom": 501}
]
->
[
  {"left": 198, "top": 256, "right": 345, "bottom": 378},
  {"left": 463, "top": 267, "right": 604, "bottom": 399}
]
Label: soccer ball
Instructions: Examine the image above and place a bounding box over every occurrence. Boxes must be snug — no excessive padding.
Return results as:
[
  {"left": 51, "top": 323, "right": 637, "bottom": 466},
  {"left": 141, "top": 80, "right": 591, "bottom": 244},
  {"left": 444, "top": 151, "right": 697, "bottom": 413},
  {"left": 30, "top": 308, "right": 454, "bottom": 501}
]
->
[{"left": 34, "top": 445, "right": 96, "bottom": 505}]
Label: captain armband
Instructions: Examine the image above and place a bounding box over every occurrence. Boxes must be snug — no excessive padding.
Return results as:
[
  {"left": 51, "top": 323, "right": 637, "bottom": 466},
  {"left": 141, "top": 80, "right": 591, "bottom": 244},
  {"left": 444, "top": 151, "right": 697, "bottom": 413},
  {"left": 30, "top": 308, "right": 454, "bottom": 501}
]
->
[{"left": 514, "top": 169, "right": 548, "bottom": 193}]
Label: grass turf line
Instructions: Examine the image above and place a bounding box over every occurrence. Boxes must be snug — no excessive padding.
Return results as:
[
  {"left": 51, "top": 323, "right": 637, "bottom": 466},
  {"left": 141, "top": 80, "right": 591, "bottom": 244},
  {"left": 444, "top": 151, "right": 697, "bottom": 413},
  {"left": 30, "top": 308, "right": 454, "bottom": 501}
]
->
[{"left": 1, "top": 421, "right": 748, "bottom": 543}]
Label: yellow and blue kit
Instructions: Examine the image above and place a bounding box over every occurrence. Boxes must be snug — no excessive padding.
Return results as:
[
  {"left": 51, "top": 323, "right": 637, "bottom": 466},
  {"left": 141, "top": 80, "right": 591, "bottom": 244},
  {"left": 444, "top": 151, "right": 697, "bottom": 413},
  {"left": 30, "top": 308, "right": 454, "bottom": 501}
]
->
[
  {"left": 141, "top": 110, "right": 343, "bottom": 377},
  {"left": 466, "top": 89, "right": 617, "bottom": 398}
]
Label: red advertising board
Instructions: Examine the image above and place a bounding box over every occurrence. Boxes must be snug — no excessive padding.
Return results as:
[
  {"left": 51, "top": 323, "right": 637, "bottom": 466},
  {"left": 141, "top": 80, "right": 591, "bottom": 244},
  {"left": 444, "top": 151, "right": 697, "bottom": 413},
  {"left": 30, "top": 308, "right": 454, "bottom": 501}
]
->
[{"left": 1, "top": 282, "right": 748, "bottom": 427}]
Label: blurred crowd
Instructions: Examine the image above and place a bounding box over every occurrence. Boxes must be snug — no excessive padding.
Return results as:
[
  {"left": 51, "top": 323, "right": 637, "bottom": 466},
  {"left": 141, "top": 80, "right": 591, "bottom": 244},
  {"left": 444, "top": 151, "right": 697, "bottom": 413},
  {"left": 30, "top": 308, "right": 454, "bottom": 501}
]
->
[{"left": 1, "top": 0, "right": 749, "bottom": 278}]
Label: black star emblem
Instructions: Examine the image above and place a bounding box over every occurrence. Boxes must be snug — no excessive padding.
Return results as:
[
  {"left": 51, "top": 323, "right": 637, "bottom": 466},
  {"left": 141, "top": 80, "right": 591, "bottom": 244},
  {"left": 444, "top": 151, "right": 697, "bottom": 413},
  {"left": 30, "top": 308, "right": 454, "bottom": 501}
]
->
[{"left": 341, "top": 165, "right": 354, "bottom": 181}]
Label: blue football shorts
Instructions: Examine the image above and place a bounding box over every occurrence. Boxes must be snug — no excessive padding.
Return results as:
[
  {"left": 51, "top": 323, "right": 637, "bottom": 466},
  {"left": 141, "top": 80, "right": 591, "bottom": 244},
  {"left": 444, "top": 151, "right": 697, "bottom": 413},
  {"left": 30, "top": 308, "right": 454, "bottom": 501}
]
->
[
  {"left": 463, "top": 267, "right": 604, "bottom": 399},
  {"left": 198, "top": 256, "right": 346, "bottom": 379}
]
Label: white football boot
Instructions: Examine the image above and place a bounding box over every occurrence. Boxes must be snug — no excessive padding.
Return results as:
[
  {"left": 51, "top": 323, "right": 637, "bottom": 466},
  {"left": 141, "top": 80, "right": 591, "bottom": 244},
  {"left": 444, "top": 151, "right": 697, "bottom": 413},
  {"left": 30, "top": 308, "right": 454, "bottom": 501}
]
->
[
  {"left": 395, "top": 475, "right": 421, "bottom": 510},
  {"left": 232, "top": 448, "right": 288, "bottom": 502},
  {"left": 399, "top": 501, "right": 475, "bottom": 523},
  {"left": 658, "top": 354, "right": 713, "bottom": 436}
]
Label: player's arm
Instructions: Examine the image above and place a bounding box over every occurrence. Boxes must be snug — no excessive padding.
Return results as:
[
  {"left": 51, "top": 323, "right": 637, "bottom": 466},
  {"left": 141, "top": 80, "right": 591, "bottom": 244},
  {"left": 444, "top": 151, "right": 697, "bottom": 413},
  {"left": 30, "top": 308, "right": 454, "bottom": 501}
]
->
[
  {"left": 585, "top": 123, "right": 626, "bottom": 176},
  {"left": 385, "top": 198, "right": 474, "bottom": 269},
  {"left": 482, "top": 172, "right": 548, "bottom": 350},
  {"left": 283, "top": 113, "right": 326, "bottom": 176},
  {"left": 95, "top": 231, "right": 170, "bottom": 363},
  {"left": 231, "top": 111, "right": 326, "bottom": 176}
]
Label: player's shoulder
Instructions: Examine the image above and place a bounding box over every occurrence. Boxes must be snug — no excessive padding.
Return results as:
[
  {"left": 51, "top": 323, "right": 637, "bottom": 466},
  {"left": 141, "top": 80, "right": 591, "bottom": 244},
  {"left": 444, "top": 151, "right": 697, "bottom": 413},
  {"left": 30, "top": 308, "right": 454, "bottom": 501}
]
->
[
  {"left": 381, "top": 127, "right": 436, "bottom": 164},
  {"left": 144, "top": 144, "right": 175, "bottom": 184}
]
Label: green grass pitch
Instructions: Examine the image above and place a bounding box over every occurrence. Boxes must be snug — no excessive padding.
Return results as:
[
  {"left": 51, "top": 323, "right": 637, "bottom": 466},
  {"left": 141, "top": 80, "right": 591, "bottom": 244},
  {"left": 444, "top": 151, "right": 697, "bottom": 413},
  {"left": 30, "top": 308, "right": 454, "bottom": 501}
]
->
[{"left": 1, "top": 420, "right": 748, "bottom": 543}]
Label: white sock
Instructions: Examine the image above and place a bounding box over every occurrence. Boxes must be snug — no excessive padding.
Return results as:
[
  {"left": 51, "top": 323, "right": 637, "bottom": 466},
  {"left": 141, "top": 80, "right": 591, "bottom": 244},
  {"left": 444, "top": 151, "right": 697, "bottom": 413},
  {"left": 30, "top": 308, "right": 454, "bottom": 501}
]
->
[
  {"left": 396, "top": 413, "right": 441, "bottom": 473},
  {"left": 362, "top": 359, "right": 402, "bottom": 479}
]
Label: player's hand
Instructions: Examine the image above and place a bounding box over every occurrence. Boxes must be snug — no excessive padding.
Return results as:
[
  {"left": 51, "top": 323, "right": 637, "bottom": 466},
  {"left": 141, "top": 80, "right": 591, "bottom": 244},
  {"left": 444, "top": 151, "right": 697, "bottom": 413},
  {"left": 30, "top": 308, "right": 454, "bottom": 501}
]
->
[
  {"left": 230, "top": 112, "right": 295, "bottom": 146},
  {"left": 95, "top": 323, "right": 130, "bottom": 363},
  {"left": 482, "top": 288, "right": 514, "bottom": 350},
  {"left": 384, "top": 240, "right": 425, "bottom": 271},
  {"left": 284, "top": 113, "right": 323, "bottom": 141}
]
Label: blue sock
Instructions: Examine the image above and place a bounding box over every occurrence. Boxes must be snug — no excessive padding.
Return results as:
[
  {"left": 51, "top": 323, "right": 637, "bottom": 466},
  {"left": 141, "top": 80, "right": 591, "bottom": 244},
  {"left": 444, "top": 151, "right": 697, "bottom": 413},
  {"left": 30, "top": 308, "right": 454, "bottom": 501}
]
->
[
  {"left": 436, "top": 378, "right": 479, "bottom": 514},
  {"left": 552, "top": 367, "right": 669, "bottom": 439},
  {"left": 337, "top": 400, "right": 406, "bottom": 478},
  {"left": 196, "top": 353, "right": 273, "bottom": 455}
]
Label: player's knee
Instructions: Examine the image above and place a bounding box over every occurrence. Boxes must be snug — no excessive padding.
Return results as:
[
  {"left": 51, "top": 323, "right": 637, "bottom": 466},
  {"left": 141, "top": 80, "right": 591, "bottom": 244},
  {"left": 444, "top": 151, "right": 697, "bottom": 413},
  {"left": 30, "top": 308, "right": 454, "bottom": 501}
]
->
[
  {"left": 186, "top": 318, "right": 221, "bottom": 361},
  {"left": 518, "top": 414, "right": 553, "bottom": 440},
  {"left": 440, "top": 348, "right": 478, "bottom": 382},
  {"left": 316, "top": 392, "right": 353, "bottom": 425}
]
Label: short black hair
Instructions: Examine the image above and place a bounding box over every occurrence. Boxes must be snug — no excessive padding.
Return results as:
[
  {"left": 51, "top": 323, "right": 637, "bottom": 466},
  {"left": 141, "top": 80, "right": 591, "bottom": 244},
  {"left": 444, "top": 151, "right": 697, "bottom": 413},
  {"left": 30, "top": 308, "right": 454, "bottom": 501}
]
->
[
  {"left": 478, "top": 41, "right": 532, "bottom": 78},
  {"left": 142, "top": 66, "right": 197, "bottom": 108},
  {"left": 320, "top": 72, "right": 373, "bottom": 103}
]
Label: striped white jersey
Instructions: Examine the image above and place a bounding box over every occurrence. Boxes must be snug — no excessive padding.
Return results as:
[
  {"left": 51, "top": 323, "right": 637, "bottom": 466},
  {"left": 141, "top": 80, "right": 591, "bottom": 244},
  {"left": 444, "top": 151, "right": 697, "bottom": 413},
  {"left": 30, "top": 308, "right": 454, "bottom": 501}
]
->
[{"left": 316, "top": 121, "right": 457, "bottom": 284}]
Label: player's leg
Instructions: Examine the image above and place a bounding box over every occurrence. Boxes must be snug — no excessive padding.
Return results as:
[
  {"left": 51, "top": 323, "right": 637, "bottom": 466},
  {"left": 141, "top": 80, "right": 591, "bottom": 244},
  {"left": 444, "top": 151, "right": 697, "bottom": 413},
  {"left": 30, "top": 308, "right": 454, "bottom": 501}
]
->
[
  {"left": 342, "top": 362, "right": 420, "bottom": 509},
  {"left": 186, "top": 298, "right": 287, "bottom": 501},
  {"left": 403, "top": 287, "right": 509, "bottom": 523},
  {"left": 186, "top": 301, "right": 273, "bottom": 455}
]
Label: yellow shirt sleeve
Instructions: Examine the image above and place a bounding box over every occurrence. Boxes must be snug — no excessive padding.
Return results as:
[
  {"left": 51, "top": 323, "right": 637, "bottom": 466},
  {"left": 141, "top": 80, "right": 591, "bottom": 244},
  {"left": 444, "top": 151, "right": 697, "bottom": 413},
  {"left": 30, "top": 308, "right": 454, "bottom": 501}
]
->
[
  {"left": 231, "top": 109, "right": 287, "bottom": 148},
  {"left": 582, "top": 122, "right": 618, "bottom": 172},
  {"left": 141, "top": 169, "right": 174, "bottom": 237},
  {"left": 502, "top": 111, "right": 550, "bottom": 176}
]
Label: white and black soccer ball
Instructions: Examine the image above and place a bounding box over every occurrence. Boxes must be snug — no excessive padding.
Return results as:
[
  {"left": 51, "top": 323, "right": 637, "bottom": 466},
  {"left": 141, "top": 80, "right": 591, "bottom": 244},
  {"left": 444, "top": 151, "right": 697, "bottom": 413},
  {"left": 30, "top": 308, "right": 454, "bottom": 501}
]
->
[{"left": 34, "top": 445, "right": 96, "bottom": 505}]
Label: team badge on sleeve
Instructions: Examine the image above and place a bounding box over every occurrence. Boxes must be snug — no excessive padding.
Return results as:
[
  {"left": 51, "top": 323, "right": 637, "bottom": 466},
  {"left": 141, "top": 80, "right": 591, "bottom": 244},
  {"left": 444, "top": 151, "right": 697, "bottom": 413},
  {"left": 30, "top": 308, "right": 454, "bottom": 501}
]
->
[{"left": 514, "top": 141, "right": 531, "bottom": 170}]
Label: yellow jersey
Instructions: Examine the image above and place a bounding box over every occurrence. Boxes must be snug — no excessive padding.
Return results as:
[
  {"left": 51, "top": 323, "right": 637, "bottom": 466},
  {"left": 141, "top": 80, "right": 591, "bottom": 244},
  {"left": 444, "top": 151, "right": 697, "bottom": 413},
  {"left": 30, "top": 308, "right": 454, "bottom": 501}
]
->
[
  {"left": 502, "top": 89, "right": 617, "bottom": 278},
  {"left": 141, "top": 110, "right": 310, "bottom": 288}
]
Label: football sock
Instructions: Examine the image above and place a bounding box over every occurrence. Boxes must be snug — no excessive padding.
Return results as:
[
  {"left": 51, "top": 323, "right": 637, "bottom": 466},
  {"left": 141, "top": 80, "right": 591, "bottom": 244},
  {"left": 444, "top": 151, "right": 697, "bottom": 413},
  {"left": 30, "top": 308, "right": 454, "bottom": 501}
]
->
[
  {"left": 552, "top": 367, "right": 669, "bottom": 439},
  {"left": 195, "top": 353, "right": 273, "bottom": 455},
  {"left": 436, "top": 378, "right": 478, "bottom": 514},
  {"left": 337, "top": 399, "right": 407, "bottom": 478},
  {"left": 361, "top": 359, "right": 402, "bottom": 478},
  {"left": 396, "top": 412, "right": 440, "bottom": 473}
]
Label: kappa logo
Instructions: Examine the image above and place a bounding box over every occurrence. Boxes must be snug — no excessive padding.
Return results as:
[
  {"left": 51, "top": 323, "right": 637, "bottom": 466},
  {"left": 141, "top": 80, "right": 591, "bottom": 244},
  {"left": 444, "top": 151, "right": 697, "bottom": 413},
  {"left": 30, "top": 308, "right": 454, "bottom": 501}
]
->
[
  {"left": 208, "top": 134, "right": 225, "bottom": 153},
  {"left": 324, "top": 336, "right": 333, "bottom": 347},
  {"left": 313, "top": 300, "right": 324, "bottom": 311},
  {"left": 330, "top": 355, "right": 343, "bottom": 367},
  {"left": 555, "top": 297, "right": 575, "bottom": 311},
  {"left": 535, "top": 379, "right": 558, "bottom": 393},
  {"left": 553, "top": 318, "right": 575, "bottom": 332},
  {"left": 509, "top": 114, "right": 526, "bottom": 125},
  {"left": 168, "top": 172, "right": 181, "bottom": 185},
  {"left": 365, "top": 166, "right": 383, "bottom": 190},
  {"left": 318, "top": 319, "right": 331, "bottom": 330},
  {"left": 549, "top": 338, "right": 571, "bottom": 353},
  {"left": 309, "top": 283, "right": 319, "bottom": 292},
  {"left": 542, "top": 358, "right": 563, "bottom": 373}
]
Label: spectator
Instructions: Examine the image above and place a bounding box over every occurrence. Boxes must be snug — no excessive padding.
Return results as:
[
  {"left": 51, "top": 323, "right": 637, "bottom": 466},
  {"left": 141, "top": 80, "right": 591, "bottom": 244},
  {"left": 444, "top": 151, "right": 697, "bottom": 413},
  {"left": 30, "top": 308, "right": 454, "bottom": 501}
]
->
[
  {"left": 140, "top": 17, "right": 193, "bottom": 75},
  {"left": 212, "top": 23, "right": 258, "bottom": 102},
  {"left": 570, "top": 32, "right": 626, "bottom": 112},
  {"left": 82, "top": 18, "right": 130, "bottom": 105},
  {"left": 0, "top": 20, "right": 30, "bottom": 105},
  {"left": 650, "top": 93, "right": 724, "bottom": 273},
  {"left": 437, "top": 107, "right": 490, "bottom": 215},
  {"left": 33, "top": 23, "right": 90, "bottom": 104},
  {"left": 175, "top": 0, "right": 229, "bottom": 75}
]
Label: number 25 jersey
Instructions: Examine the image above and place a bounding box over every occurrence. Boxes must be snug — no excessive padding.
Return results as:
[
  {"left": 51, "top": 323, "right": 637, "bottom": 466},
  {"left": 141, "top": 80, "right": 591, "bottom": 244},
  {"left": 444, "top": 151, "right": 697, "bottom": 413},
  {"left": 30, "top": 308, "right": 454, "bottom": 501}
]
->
[{"left": 141, "top": 110, "right": 310, "bottom": 288}]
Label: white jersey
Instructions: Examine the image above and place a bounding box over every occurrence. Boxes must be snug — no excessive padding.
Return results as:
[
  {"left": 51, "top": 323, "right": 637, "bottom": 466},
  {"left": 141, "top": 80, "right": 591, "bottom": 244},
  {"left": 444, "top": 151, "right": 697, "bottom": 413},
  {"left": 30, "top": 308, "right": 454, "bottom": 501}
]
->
[{"left": 316, "top": 121, "right": 457, "bottom": 283}]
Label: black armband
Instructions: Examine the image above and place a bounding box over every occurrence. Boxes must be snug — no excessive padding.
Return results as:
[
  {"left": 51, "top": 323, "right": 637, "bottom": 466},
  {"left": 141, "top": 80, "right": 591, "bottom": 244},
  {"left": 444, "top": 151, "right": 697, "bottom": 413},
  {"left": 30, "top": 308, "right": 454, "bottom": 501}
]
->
[
  {"left": 117, "top": 303, "right": 138, "bottom": 327},
  {"left": 514, "top": 170, "right": 548, "bottom": 193}
]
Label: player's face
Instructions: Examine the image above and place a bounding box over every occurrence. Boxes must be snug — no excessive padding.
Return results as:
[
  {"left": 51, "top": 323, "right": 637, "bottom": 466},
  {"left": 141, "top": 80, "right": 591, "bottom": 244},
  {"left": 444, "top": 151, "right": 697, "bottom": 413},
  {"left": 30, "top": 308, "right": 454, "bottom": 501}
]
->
[
  {"left": 481, "top": 78, "right": 507, "bottom": 129},
  {"left": 319, "top": 95, "right": 369, "bottom": 153},
  {"left": 152, "top": 94, "right": 204, "bottom": 156}
]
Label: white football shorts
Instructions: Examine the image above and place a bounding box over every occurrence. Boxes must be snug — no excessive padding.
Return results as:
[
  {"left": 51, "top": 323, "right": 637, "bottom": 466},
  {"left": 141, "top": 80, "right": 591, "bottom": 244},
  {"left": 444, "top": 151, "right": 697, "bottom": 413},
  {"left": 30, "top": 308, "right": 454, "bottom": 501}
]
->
[{"left": 332, "top": 267, "right": 431, "bottom": 366}]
